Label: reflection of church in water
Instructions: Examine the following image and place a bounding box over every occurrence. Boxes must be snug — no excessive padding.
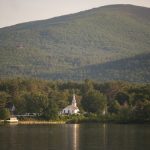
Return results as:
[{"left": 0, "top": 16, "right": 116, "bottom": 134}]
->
[
  {"left": 63, "top": 124, "right": 107, "bottom": 150},
  {"left": 64, "top": 124, "right": 80, "bottom": 150}
]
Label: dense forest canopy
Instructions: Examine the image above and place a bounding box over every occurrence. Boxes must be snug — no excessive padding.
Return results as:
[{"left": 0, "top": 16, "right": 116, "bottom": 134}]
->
[
  {"left": 0, "top": 78, "right": 150, "bottom": 122},
  {"left": 0, "top": 5, "right": 150, "bottom": 82}
]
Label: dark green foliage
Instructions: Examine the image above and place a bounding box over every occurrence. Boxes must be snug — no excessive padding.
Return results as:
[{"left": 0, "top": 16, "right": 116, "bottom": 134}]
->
[
  {"left": 0, "top": 5, "right": 150, "bottom": 82},
  {"left": 132, "top": 100, "right": 150, "bottom": 120},
  {"left": 25, "top": 93, "right": 49, "bottom": 113},
  {"left": 0, "top": 108, "right": 10, "bottom": 120},
  {"left": 143, "top": 102, "right": 150, "bottom": 119},
  {"left": 81, "top": 90, "right": 107, "bottom": 114},
  {"left": 128, "top": 85, "right": 150, "bottom": 105},
  {"left": 82, "top": 79, "right": 94, "bottom": 94},
  {"left": 115, "top": 92, "right": 129, "bottom": 105},
  {"left": 113, "top": 107, "right": 133, "bottom": 123},
  {"left": 108, "top": 101, "right": 121, "bottom": 114},
  {"left": 42, "top": 99, "right": 58, "bottom": 120},
  {"left": 0, "top": 92, "right": 10, "bottom": 109}
]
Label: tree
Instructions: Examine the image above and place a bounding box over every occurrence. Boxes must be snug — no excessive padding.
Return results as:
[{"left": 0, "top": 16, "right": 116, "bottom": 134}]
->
[
  {"left": 133, "top": 100, "right": 150, "bottom": 120},
  {"left": 25, "top": 93, "right": 49, "bottom": 113},
  {"left": 0, "top": 92, "right": 10, "bottom": 109},
  {"left": 15, "top": 95, "right": 27, "bottom": 114},
  {"left": 81, "top": 90, "right": 107, "bottom": 114},
  {"left": 42, "top": 99, "right": 58, "bottom": 120},
  {"left": 0, "top": 108, "right": 10, "bottom": 120},
  {"left": 48, "top": 91, "right": 68, "bottom": 110},
  {"left": 115, "top": 92, "right": 129, "bottom": 105},
  {"left": 108, "top": 101, "right": 121, "bottom": 114},
  {"left": 128, "top": 85, "right": 150, "bottom": 105},
  {"left": 82, "top": 79, "right": 94, "bottom": 94},
  {"left": 143, "top": 102, "right": 150, "bottom": 119}
]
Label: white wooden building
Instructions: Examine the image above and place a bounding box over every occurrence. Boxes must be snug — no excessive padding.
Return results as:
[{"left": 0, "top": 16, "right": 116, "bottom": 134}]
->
[{"left": 61, "top": 94, "right": 79, "bottom": 115}]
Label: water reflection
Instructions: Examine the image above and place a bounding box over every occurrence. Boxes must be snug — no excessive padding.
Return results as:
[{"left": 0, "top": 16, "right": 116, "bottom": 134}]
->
[
  {"left": 0, "top": 124, "right": 150, "bottom": 150},
  {"left": 65, "top": 124, "right": 79, "bottom": 150},
  {"left": 103, "top": 124, "right": 107, "bottom": 150},
  {"left": 72, "top": 124, "right": 79, "bottom": 150}
]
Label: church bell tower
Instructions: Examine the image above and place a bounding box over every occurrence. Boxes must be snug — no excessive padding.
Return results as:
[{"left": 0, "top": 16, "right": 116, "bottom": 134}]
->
[{"left": 72, "top": 94, "right": 77, "bottom": 107}]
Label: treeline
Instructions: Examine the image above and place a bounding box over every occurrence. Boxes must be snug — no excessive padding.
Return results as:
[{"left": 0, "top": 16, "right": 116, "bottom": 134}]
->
[{"left": 0, "top": 78, "right": 150, "bottom": 123}]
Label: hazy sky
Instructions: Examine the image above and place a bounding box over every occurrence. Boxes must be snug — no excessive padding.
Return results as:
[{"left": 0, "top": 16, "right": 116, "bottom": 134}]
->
[{"left": 0, "top": 0, "right": 150, "bottom": 28}]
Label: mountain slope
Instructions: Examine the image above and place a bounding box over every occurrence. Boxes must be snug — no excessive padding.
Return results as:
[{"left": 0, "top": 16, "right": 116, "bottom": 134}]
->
[
  {"left": 0, "top": 5, "right": 150, "bottom": 82},
  {"left": 53, "top": 53, "right": 149, "bottom": 82}
]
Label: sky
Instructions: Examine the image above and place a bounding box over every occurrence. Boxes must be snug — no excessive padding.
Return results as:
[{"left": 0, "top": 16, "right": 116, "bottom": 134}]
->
[{"left": 0, "top": 0, "right": 150, "bottom": 28}]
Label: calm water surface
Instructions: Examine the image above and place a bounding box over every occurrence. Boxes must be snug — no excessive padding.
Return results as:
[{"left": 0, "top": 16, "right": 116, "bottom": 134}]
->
[{"left": 0, "top": 124, "right": 150, "bottom": 150}]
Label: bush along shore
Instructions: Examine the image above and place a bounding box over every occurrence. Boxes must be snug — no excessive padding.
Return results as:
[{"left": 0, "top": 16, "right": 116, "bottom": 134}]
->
[
  {"left": 1, "top": 114, "right": 150, "bottom": 125},
  {"left": 0, "top": 78, "right": 150, "bottom": 124}
]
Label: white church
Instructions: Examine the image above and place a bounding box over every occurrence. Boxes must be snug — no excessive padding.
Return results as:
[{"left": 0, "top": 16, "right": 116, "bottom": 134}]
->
[{"left": 61, "top": 94, "right": 80, "bottom": 115}]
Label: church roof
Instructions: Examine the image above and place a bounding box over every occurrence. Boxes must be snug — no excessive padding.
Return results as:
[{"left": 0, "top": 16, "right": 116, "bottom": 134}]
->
[{"left": 63, "top": 105, "right": 79, "bottom": 110}]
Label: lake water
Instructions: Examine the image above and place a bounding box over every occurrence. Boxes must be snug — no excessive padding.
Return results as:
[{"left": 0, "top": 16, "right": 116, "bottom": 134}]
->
[{"left": 0, "top": 124, "right": 150, "bottom": 150}]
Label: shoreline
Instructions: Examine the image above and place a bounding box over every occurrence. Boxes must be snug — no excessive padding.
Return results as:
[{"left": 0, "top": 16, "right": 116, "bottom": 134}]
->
[
  {"left": 18, "top": 120, "right": 66, "bottom": 125},
  {"left": 1, "top": 119, "right": 150, "bottom": 125},
  {"left": 0, "top": 120, "right": 66, "bottom": 125}
]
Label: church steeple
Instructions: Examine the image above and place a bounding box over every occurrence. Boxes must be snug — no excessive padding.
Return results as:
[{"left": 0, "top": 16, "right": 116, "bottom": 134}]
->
[
  {"left": 72, "top": 93, "right": 77, "bottom": 107},
  {"left": 61, "top": 92, "right": 79, "bottom": 115}
]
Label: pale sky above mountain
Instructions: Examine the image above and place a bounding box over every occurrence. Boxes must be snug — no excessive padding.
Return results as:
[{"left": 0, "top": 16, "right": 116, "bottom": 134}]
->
[{"left": 0, "top": 0, "right": 150, "bottom": 28}]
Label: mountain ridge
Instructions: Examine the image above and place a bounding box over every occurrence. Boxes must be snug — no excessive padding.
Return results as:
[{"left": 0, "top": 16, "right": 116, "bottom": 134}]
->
[
  {"left": 0, "top": 4, "right": 150, "bottom": 82},
  {"left": 0, "top": 4, "right": 150, "bottom": 29}
]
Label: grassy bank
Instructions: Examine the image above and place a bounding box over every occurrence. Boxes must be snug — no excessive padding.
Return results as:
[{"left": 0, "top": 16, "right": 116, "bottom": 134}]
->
[
  {"left": 18, "top": 120, "right": 65, "bottom": 125},
  {"left": 1, "top": 112, "right": 150, "bottom": 125},
  {"left": 63, "top": 114, "right": 150, "bottom": 124},
  {"left": 1, "top": 114, "right": 150, "bottom": 125}
]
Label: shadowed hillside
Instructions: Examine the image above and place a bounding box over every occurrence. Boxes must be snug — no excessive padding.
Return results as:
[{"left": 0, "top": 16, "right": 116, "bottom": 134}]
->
[{"left": 53, "top": 53, "right": 149, "bottom": 82}]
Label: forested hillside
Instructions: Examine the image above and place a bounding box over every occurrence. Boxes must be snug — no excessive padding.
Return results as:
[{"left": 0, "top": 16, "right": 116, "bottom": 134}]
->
[
  {"left": 0, "top": 5, "right": 150, "bottom": 82},
  {"left": 55, "top": 53, "right": 150, "bottom": 82}
]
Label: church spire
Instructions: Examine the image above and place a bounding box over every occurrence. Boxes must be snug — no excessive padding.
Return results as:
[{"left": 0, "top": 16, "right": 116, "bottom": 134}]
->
[{"left": 72, "top": 93, "right": 77, "bottom": 107}]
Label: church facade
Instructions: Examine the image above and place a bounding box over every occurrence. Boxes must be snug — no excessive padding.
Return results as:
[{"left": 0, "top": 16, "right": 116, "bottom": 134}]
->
[{"left": 61, "top": 94, "right": 79, "bottom": 115}]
